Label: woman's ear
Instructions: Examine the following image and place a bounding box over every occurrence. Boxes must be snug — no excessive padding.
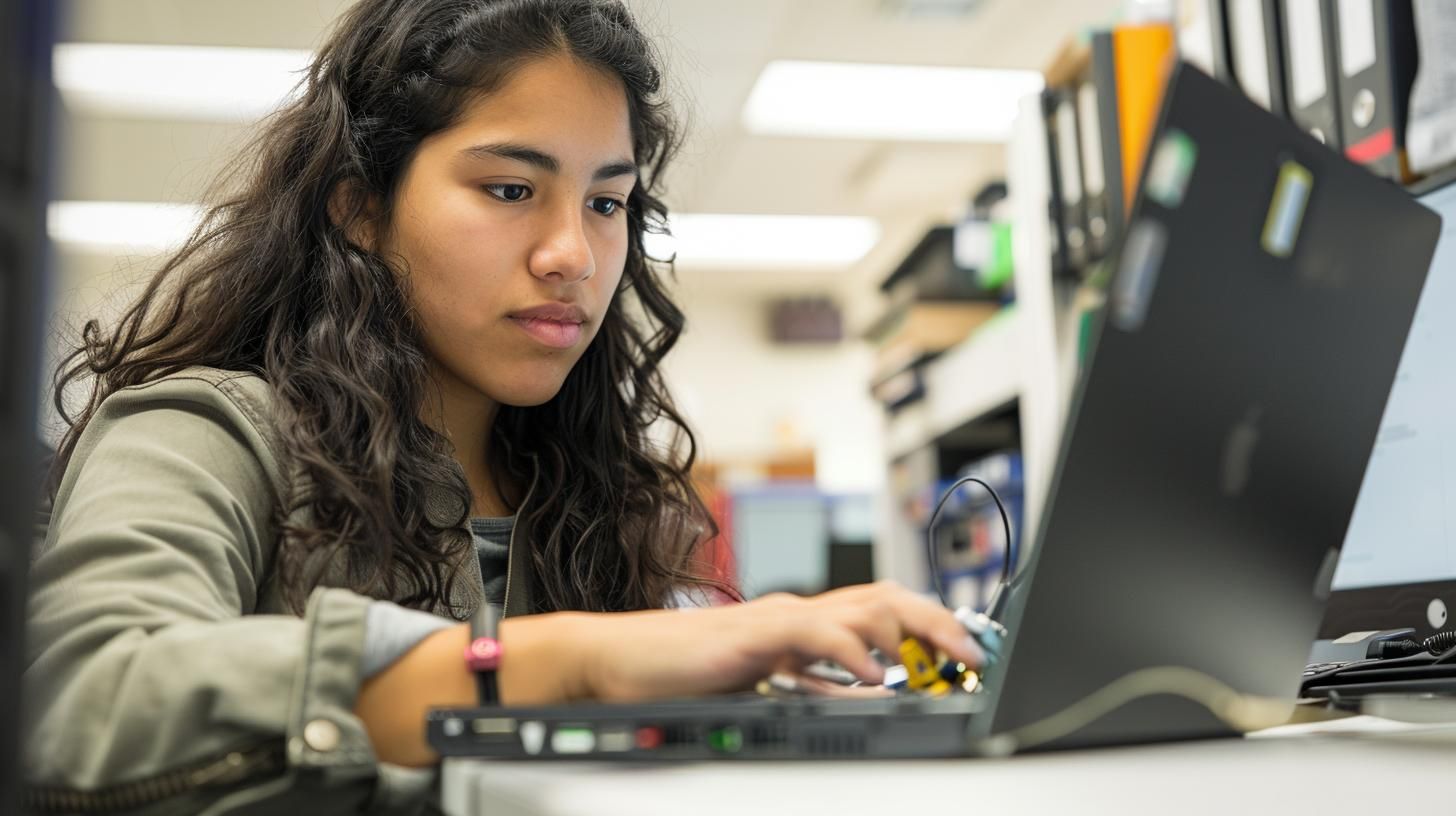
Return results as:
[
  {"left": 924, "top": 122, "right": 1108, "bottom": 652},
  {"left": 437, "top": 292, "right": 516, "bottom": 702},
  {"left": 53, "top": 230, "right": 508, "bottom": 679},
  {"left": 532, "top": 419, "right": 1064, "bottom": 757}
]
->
[{"left": 327, "top": 178, "right": 381, "bottom": 251}]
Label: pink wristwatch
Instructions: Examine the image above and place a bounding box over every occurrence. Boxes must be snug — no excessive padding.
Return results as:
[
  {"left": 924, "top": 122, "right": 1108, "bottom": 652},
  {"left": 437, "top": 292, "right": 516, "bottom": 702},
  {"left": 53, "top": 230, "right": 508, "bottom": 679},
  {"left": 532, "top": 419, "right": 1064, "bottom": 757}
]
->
[{"left": 464, "top": 603, "right": 502, "bottom": 705}]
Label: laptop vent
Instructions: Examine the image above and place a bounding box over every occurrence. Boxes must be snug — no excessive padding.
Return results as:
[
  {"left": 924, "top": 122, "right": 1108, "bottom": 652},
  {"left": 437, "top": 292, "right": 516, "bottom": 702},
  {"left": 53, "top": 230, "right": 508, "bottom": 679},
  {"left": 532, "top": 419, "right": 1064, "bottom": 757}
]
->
[
  {"left": 662, "top": 724, "right": 700, "bottom": 747},
  {"left": 748, "top": 722, "right": 789, "bottom": 747},
  {"left": 803, "top": 731, "right": 867, "bottom": 756}
]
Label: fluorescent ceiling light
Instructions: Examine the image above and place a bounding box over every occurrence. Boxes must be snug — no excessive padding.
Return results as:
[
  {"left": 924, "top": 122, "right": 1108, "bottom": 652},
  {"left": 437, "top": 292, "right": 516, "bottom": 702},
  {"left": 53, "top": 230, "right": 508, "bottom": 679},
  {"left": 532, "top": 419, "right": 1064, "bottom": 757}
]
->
[
  {"left": 49, "top": 201, "right": 204, "bottom": 252},
  {"left": 48, "top": 202, "right": 880, "bottom": 268},
  {"left": 645, "top": 214, "right": 880, "bottom": 268},
  {"left": 743, "top": 60, "right": 1044, "bottom": 141},
  {"left": 53, "top": 43, "right": 312, "bottom": 120}
]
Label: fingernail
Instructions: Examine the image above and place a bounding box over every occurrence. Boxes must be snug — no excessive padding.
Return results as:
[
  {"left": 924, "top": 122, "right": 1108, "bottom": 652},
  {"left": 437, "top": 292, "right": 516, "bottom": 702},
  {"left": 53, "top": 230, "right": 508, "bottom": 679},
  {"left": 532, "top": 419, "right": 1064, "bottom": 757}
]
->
[
  {"left": 971, "top": 629, "right": 1004, "bottom": 666},
  {"left": 766, "top": 672, "right": 800, "bottom": 693}
]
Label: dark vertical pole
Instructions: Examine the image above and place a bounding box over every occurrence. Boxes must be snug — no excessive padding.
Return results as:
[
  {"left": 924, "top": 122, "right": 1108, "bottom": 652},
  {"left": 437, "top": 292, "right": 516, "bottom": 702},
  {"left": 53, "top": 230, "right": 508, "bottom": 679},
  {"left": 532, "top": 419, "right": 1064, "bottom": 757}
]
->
[{"left": 0, "top": 0, "right": 56, "bottom": 810}]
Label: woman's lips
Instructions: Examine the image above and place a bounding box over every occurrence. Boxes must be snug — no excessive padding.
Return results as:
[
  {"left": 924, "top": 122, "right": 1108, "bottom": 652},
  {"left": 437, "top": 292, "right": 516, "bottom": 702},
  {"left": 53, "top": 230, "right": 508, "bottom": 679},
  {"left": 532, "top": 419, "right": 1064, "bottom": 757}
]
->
[{"left": 509, "top": 316, "right": 583, "bottom": 349}]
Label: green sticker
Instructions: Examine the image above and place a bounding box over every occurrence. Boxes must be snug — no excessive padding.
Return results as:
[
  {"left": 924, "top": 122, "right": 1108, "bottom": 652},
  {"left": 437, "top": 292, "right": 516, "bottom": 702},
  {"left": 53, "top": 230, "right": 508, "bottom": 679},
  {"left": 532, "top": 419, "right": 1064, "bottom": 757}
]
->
[{"left": 1145, "top": 129, "right": 1199, "bottom": 209}]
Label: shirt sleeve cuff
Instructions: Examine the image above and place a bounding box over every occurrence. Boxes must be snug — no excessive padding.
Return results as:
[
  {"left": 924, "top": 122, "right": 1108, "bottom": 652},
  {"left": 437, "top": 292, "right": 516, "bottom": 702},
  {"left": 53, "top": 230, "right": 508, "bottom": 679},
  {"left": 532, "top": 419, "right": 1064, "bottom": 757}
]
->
[{"left": 359, "top": 600, "right": 455, "bottom": 680}]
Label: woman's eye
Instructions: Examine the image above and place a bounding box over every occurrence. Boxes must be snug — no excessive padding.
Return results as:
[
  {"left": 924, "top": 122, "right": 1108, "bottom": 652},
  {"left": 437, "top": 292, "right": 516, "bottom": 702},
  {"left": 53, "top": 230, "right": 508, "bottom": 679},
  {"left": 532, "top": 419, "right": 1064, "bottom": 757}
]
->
[
  {"left": 485, "top": 184, "right": 531, "bottom": 202},
  {"left": 591, "top": 198, "right": 623, "bottom": 217}
]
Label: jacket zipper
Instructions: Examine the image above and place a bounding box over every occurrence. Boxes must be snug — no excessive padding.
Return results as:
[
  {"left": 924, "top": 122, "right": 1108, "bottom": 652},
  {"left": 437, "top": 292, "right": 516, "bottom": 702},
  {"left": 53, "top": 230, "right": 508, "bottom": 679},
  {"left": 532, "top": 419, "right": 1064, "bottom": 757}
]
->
[
  {"left": 467, "top": 529, "right": 488, "bottom": 613},
  {"left": 27, "top": 740, "right": 285, "bottom": 814}
]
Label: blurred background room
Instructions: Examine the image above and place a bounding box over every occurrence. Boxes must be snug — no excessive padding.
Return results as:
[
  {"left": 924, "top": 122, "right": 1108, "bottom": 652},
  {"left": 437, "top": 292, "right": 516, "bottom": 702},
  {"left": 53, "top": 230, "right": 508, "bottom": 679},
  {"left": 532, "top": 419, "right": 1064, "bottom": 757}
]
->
[{"left": 39, "top": 0, "right": 1456, "bottom": 607}]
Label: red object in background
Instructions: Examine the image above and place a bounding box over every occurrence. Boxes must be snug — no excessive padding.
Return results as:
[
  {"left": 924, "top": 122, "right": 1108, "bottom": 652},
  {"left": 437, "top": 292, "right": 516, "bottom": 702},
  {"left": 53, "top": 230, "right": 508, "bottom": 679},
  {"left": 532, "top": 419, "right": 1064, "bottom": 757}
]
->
[
  {"left": 1346, "top": 128, "right": 1396, "bottom": 166},
  {"left": 695, "top": 485, "right": 739, "bottom": 603}
]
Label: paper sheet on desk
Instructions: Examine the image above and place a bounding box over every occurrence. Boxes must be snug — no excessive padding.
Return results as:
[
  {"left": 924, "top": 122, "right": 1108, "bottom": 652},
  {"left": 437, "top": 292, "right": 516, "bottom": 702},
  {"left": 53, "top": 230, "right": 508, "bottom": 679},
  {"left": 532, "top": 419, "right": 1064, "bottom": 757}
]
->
[
  {"left": 1408, "top": 0, "right": 1456, "bottom": 174},
  {"left": 1249, "top": 713, "right": 1456, "bottom": 739}
]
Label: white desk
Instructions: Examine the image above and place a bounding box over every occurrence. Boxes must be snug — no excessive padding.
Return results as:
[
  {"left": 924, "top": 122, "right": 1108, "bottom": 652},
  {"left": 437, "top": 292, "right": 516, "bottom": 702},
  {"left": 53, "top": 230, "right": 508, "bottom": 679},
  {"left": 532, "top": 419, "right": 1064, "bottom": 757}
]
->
[{"left": 440, "top": 717, "right": 1456, "bottom": 816}]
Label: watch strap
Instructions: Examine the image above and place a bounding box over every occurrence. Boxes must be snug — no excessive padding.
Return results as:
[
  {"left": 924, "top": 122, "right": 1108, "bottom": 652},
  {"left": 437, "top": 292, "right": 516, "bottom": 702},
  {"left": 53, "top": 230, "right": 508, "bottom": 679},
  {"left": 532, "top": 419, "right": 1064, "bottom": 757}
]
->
[{"left": 466, "top": 602, "right": 502, "bottom": 705}]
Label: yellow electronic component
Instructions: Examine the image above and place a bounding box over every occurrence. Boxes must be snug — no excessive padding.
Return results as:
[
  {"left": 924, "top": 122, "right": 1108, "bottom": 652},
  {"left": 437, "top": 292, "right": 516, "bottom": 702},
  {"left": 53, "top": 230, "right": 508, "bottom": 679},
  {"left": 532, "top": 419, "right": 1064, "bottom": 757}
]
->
[{"left": 899, "top": 638, "right": 951, "bottom": 696}]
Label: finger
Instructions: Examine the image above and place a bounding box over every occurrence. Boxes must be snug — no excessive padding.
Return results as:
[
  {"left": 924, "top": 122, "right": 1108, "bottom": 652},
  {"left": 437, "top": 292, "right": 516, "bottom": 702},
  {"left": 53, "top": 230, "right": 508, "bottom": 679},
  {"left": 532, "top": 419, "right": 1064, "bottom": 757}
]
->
[
  {"left": 787, "top": 623, "right": 886, "bottom": 685},
  {"left": 834, "top": 601, "right": 904, "bottom": 662},
  {"left": 787, "top": 673, "right": 895, "bottom": 698},
  {"left": 875, "top": 583, "right": 985, "bottom": 668},
  {"left": 817, "top": 584, "right": 917, "bottom": 656}
]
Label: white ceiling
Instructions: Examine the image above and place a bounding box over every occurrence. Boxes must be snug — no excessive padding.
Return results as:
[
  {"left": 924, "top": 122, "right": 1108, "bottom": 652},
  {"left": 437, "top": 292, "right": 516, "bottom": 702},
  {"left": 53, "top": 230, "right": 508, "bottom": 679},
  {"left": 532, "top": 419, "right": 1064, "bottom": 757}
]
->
[{"left": 56, "top": 0, "right": 1125, "bottom": 304}]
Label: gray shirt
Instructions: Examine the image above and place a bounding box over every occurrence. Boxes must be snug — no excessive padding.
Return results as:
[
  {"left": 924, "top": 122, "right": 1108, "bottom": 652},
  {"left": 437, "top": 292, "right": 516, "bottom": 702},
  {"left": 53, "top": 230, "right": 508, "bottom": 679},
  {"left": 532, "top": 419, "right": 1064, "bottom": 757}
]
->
[
  {"left": 359, "top": 515, "right": 515, "bottom": 679},
  {"left": 469, "top": 515, "right": 514, "bottom": 608}
]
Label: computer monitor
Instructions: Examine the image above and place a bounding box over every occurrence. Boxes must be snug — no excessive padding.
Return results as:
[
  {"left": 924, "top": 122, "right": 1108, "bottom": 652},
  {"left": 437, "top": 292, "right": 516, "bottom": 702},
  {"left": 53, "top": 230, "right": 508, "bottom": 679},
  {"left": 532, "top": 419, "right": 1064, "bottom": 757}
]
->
[
  {"left": 1, "top": 0, "right": 56, "bottom": 809},
  {"left": 1321, "top": 173, "right": 1456, "bottom": 640}
]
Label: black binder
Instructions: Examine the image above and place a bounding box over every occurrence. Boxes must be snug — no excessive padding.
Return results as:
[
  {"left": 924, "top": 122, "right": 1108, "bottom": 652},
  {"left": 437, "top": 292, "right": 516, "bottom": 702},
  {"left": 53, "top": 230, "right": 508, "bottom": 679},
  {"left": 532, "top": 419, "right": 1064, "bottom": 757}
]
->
[
  {"left": 1074, "top": 78, "right": 1113, "bottom": 262},
  {"left": 1090, "top": 31, "right": 1126, "bottom": 258},
  {"left": 1194, "top": 0, "right": 1236, "bottom": 83},
  {"left": 1279, "top": 0, "right": 1343, "bottom": 148},
  {"left": 1331, "top": 0, "right": 1419, "bottom": 181},
  {"left": 1042, "top": 89, "right": 1073, "bottom": 279},
  {"left": 1225, "top": 0, "right": 1289, "bottom": 116},
  {"left": 1052, "top": 87, "right": 1090, "bottom": 272}
]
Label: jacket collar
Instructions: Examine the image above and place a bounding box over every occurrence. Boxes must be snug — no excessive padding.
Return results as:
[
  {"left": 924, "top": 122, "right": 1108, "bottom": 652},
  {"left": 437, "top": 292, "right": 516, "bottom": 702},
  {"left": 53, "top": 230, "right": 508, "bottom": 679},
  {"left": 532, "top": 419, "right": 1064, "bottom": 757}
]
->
[{"left": 431, "top": 454, "right": 540, "bottom": 619}]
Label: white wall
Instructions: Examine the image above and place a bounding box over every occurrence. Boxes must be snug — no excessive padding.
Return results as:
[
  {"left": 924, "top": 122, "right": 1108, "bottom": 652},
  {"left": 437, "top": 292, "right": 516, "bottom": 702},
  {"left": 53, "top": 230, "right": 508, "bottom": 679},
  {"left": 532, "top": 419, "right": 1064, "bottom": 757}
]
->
[
  {"left": 665, "top": 280, "right": 885, "bottom": 494},
  {"left": 38, "top": 248, "right": 161, "bottom": 443}
]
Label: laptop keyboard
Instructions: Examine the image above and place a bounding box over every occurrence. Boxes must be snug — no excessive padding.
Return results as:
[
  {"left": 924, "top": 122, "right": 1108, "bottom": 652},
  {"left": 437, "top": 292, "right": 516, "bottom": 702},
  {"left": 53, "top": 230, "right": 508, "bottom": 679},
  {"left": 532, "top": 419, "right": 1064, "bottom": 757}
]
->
[{"left": 1303, "top": 660, "right": 1353, "bottom": 677}]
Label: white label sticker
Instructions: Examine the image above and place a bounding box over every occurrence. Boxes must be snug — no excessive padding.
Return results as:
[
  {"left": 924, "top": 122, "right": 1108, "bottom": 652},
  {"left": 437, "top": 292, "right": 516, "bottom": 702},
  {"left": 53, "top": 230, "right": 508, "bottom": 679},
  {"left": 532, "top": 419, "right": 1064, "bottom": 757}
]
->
[
  {"left": 1056, "top": 97, "right": 1083, "bottom": 205},
  {"left": 1338, "top": 0, "right": 1378, "bottom": 77},
  {"left": 1145, "top": 130, "right": 1199, "bottom": 209},
  {"left": 1229, "top": 0, "right": 1274, "bottom": 109},
  {"left": 1284, "top": 0, "right": 1329, "bottom": 108},
  {"left": 1112, "top": 219, "right": 1168, "bottom": 332}
]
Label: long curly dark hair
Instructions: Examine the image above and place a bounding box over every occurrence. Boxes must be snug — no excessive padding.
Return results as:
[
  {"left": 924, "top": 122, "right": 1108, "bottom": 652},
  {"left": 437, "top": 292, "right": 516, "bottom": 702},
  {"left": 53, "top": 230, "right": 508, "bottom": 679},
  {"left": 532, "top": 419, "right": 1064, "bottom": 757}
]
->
[{"left": 49, "top": 0, "right": 731, "bottom": 615}]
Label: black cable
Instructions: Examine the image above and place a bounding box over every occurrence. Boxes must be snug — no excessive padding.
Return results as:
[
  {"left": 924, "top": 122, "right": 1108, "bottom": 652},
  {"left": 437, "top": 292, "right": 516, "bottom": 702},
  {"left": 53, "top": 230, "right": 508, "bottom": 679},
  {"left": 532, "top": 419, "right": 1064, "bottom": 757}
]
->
[
  {"left": 1368, "top": 639, "right": 1425, "bottom": 659},
  {"left": 1367, "top": 631, "right": 1456, "bottom": 661},
  {"left": 926, "top": 476, "right": 1015, "bottom": 608},
  {"left": 1425, "top": 630, "right": 1456, "bottom": 655}
]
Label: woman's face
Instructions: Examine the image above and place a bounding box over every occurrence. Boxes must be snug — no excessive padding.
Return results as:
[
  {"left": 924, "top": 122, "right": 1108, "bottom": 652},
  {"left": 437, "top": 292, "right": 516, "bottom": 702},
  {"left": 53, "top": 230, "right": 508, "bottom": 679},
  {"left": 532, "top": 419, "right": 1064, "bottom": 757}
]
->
[{"left": 381, "top": 54, "right": 636, "bottom": 408}]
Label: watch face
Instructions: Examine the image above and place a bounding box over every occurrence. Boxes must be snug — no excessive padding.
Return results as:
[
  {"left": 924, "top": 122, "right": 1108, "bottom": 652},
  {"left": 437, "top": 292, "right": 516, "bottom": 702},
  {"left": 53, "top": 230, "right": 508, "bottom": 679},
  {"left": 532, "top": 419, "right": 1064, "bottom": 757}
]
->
[{"left": 466, "top": 636, "right": 502, "bottom": 671}]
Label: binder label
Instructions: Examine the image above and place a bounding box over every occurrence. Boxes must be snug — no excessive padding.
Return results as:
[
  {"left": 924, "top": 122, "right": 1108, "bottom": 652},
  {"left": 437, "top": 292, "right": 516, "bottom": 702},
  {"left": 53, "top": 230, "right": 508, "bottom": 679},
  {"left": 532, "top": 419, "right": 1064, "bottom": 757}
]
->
[
  {"left": 1284, "top": 0, "right": 1330, "bottom": 108},
  {"left": 1261, "top": 160, "right": 1313, "bottom": 258},
  {"left": 1056, "top": 98, "right": 1084, "bottom": 205},
  {"left": 1229, "top": 0, "right": 1274, "bottom": 109},
  {"left": 1337, "top": 0, "right": 1378, "bottom": 77},
  {"left": 1077, "top": 83, "right": 1106, "bottom": 196}
]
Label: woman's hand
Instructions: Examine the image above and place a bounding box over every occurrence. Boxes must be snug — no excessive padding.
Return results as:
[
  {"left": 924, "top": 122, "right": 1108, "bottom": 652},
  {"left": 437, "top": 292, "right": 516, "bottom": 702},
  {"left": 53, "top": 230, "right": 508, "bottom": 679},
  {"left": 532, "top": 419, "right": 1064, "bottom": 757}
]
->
[{"left": 503, "top": 580, "right": 984, "bottom": 705}]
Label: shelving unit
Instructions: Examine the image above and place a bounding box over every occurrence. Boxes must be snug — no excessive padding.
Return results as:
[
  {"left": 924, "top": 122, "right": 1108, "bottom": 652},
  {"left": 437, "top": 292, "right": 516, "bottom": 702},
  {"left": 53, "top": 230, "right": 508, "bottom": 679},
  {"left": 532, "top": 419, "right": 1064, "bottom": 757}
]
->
[
  {"left": 883, "top": 306, "right": 1022, "bottom": 460},
  {"left": 875, "top": 90, "right": 1086, "bottom": 593}
]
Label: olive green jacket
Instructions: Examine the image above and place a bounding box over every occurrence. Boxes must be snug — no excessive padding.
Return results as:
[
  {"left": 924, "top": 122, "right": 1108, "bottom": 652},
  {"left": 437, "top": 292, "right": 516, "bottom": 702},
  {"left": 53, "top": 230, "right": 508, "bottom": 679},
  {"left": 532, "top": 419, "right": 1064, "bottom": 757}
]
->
[{"left": 25, "top": 367, "right": 536, "bottom": 815}]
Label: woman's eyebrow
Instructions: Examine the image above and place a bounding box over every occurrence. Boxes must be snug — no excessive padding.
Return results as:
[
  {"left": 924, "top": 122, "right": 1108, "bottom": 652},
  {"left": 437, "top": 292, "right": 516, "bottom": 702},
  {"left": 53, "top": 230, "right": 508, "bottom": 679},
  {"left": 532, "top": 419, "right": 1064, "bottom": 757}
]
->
[{"left": 459, "top": 142, "right": 638, "bottom": 182}]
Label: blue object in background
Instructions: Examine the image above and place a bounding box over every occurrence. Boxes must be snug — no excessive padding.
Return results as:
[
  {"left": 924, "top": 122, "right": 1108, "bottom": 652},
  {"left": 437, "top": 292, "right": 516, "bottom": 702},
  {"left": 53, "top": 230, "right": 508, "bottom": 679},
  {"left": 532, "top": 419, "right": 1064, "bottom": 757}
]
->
[{"left": 926, "top": 451, "right": 1023, "bottom": 611}]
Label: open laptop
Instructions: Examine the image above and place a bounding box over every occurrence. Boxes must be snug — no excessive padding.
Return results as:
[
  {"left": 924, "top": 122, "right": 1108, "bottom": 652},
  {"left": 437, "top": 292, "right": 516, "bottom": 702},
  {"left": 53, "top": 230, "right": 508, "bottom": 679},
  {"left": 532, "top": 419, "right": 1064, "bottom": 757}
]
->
[
  {"left": 427, "top": 62, "right": 1442, "bottom": 760},
  {"left": 1317, "top": 173, "right": 1456, "bottom": 641}
]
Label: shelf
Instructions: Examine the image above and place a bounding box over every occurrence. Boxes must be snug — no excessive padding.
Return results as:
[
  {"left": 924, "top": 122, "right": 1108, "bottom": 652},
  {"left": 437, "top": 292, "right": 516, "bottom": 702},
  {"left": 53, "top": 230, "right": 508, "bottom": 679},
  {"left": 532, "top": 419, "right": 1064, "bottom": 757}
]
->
[{"left": 885, "top": 306, "right": 1022, "bottom": 459}]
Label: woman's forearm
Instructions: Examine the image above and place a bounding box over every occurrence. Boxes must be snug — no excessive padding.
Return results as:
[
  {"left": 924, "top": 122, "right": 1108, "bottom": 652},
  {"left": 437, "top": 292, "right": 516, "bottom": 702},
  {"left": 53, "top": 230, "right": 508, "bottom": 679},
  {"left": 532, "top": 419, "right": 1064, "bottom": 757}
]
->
[{"left": 354, "top": 614, "right": 592, "bottom": 766}]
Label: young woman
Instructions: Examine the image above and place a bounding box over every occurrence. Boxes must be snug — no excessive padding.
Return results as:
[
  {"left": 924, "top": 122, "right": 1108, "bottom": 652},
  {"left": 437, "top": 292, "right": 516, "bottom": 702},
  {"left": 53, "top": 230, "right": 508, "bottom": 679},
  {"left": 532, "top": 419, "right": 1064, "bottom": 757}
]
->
[{"left": 25, "top": 0, "right": 983, "bottom": 812}]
